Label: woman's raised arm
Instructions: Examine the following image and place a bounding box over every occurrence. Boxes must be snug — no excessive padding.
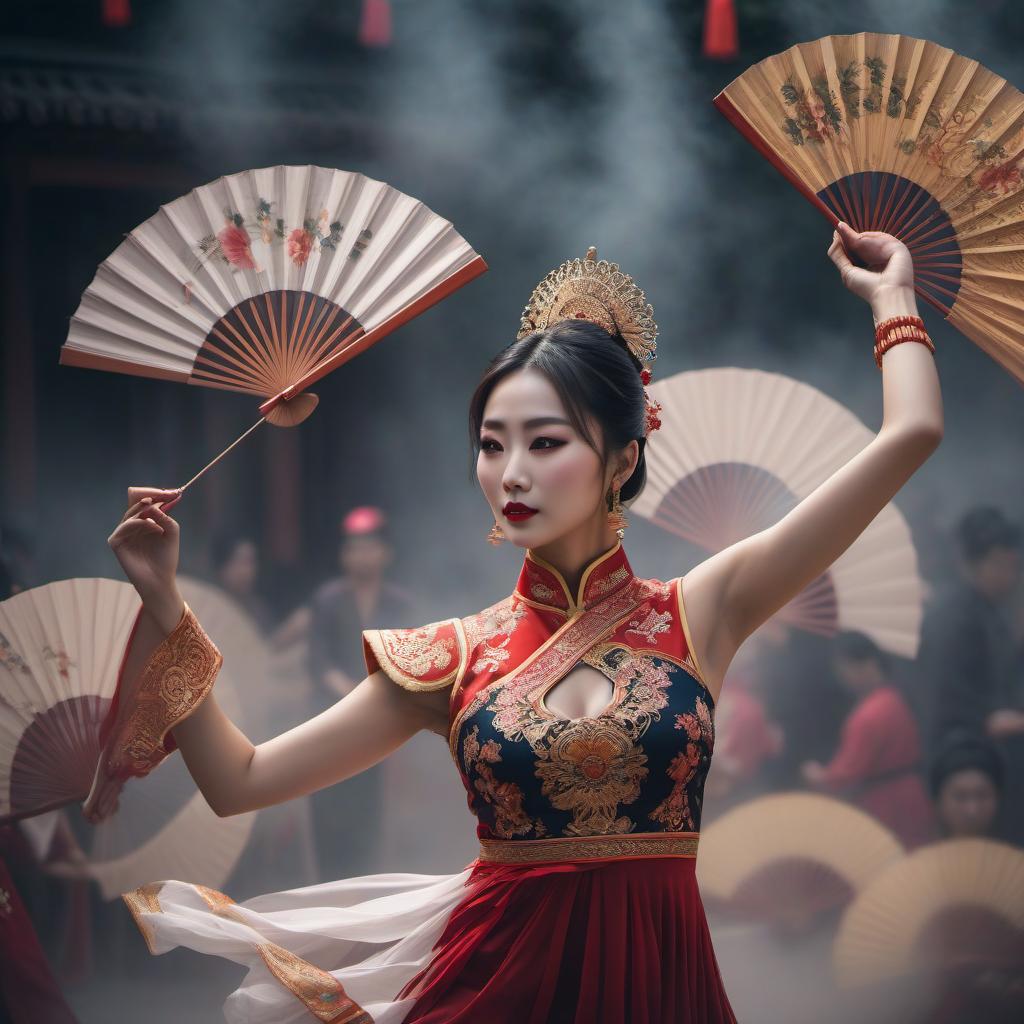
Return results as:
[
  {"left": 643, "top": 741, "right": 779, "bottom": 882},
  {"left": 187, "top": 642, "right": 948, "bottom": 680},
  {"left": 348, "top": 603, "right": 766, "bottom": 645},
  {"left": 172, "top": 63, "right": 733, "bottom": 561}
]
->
[
  {"left": 84, "top": 489, "right": 443, "bottom": 821},
  {"left": 681, "top": 226, "right": 943, "bottom": 699}
]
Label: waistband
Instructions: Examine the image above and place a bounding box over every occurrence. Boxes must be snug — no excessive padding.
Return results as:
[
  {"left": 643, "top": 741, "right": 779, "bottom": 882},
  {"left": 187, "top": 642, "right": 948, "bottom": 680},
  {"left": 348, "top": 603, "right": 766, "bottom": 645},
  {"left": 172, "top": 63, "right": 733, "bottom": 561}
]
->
[{"left": 478, "top": 831, "right": 699, "bottom": 865}]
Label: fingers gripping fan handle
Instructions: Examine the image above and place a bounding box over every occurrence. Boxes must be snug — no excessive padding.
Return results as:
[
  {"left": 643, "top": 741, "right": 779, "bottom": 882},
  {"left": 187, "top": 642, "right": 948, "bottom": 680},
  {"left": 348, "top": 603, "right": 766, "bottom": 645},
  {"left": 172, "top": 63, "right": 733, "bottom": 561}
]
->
[
  {"left": 716, "top": 32, "right": 1024, "bottom": 384},
  {"left": 60, "top": 165, "right": 488, "bottom": 418}
]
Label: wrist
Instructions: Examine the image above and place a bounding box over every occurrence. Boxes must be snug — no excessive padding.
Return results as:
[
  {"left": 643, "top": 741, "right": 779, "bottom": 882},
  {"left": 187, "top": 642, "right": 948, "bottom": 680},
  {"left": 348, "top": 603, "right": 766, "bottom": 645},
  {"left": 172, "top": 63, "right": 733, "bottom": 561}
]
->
[
  {"left": 140, "top": 584, "right": 185, "bottom": 635},
  {"left": 871, "top": 286, "right": 919, "bottom": 324}
]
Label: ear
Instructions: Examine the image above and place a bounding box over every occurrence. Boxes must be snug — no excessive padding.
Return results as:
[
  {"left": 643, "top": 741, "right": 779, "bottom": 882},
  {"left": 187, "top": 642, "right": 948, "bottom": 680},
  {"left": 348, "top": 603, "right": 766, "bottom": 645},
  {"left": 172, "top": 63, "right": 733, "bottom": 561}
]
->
[{"left": 610, "top": 440, "right": 640, "bottom": 491}]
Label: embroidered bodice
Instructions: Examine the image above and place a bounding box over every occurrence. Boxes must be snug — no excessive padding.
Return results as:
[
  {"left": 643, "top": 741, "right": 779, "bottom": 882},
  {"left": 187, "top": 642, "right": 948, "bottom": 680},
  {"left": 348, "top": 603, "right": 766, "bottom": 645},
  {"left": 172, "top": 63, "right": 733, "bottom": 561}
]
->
[{"left": 363, "top": 544, "right": 715, "bottom": 842}]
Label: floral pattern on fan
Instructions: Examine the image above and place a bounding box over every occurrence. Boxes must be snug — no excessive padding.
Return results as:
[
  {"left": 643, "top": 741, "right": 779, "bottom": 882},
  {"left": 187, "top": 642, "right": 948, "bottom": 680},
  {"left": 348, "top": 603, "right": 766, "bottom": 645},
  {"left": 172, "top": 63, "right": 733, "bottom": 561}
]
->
[
  {"left": 779, "top": 53, "right": 1019, "bottom": 193},
  {"left": 0, "top": 631, "right": 30, "bottom": 675},
  {"left": 194, "top": 201, "right": 354, "bottom": 275},
  {"left": 42, "top": 645, "right": 74, "bottom": 683}
]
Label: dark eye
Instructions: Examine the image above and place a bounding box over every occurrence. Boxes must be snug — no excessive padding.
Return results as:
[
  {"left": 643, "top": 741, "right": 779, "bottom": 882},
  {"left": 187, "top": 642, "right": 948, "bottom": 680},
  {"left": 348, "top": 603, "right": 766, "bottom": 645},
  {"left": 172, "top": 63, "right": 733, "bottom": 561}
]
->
[
  {"left": 531, "top": 437, "right": 566, "bottom": 451},
  {"left": 480, "top": 438, "right": 502, "bottom": 453}
]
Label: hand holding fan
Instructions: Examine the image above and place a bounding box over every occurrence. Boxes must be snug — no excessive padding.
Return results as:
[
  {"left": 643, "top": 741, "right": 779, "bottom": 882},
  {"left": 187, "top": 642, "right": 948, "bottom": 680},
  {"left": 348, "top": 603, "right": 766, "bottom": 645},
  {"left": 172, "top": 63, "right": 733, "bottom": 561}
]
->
[
  {"left": 716, "top": 32, "right": 1024, "bottom": 383},
  {"left": 60, "top": 165, "right": 487, "bottom": 507}
]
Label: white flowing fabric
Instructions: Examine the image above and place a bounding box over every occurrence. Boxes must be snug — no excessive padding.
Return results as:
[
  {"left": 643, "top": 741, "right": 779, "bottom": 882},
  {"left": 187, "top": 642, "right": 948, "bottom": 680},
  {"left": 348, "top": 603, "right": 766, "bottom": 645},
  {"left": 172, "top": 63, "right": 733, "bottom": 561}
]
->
[{"left": 131, "top": 866, "right": 475, "bottom": 1023}]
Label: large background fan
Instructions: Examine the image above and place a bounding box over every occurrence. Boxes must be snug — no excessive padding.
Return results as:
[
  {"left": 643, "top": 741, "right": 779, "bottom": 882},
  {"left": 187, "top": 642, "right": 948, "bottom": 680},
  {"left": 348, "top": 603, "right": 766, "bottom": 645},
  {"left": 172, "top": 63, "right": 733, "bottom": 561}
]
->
[
  {"left": 60, "top": 165, "right": 487, "bottom": 499},
  {"left": 0, "top": 578, "right": 139, "bottom": 822},
  {"left": 0, "top": 577, "right": 259, "bottom": 895},
  {"left": 84, "top": 575, "right": 266, "bottom": 898},
  {"left": 833, "top": 839, "right": 1024, "bottom": 988},
  {"left": 715, "top": 32, "right": 1024, "bottom": 384},
  {"left": 697, "top": 793, "right": 904, "bottom": 928},
  {"left": 632, "top": 367, "right": 924, "bottom": 657}
]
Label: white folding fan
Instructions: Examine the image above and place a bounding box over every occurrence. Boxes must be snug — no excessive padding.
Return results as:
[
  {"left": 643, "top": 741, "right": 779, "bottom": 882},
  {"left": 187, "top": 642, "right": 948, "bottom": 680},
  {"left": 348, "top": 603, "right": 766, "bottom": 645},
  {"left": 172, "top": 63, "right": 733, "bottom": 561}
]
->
[
  {"left": 697, "top": 792, "right": 904, "bottom": 924},
  {"left": 0, "top": 578, "right": 139, "bottom": 822},
  {"left": 60, "top": 165, "right": 487, "bottom": 503},
  {"left": 632, "top": 367, "right": 924, "bottom": 657},
  {"left": 0, "top": 578, "right": 257, "bottom": 895},
  {"left": 85, "top": 574, "right": 265, "bottom": 898},
  {"left": 833, "top": 838, "right": 1024, "bottom": 987},
  {"left": 716, "top": 32, "right": 1024, "bottom": 384}
]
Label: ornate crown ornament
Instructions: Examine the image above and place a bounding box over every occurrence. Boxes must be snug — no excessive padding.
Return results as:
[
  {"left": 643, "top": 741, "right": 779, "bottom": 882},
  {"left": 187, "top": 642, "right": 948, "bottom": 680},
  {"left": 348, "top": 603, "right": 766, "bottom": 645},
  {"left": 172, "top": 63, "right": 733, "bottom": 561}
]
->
[
  {"left": 518, "top": 246, "right": 662, "bottom": 435},
  {"left": 517, "top": 246, "right": 658, "bottom": 366}
]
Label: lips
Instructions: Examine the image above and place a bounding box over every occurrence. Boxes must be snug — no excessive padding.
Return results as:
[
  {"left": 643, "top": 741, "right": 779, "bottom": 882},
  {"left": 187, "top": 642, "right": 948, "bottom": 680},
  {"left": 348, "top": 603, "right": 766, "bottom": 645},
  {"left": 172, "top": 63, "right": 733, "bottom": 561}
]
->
[{"left": 503, "top": 501, "right": 539, "bottom": 523}]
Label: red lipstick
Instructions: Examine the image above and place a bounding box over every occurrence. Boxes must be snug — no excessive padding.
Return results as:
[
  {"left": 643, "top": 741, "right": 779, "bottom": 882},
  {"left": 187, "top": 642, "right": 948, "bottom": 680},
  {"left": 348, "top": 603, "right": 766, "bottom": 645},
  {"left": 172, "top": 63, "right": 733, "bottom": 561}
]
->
[{"left": 503, "top": 501, "right": 538, "bottom": 523}]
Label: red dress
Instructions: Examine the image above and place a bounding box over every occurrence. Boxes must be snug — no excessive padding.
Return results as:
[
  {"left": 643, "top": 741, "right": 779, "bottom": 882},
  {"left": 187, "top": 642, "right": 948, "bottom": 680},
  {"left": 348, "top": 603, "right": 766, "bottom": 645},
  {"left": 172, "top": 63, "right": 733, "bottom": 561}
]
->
[{"left": 364, "top": 543, "right": 736, "bottom": 1023}]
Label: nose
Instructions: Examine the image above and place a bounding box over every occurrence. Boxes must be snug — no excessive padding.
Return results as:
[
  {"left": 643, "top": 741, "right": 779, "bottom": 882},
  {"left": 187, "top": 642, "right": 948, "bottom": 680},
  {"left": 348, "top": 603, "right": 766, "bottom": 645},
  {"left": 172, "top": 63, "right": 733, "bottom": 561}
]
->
[{"left": 501, "top": 449, "right": 531, "bottom": 494}]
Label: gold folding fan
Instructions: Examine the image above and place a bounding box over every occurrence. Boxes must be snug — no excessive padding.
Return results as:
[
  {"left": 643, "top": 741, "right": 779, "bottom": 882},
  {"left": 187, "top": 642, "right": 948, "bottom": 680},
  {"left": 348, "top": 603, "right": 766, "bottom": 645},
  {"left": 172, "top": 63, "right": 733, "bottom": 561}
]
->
[
  {"left": 696, "top": 793, "right": 904, "bottom": 927},
  {"left": 716, "top": 32, "right": 1024, "bottom": 384},
  {"left": 833, "top": 839, "right": 1024, "bottom": 988},
  {"left": 60, "top": 165, "right": 487, "bottom": 502}
]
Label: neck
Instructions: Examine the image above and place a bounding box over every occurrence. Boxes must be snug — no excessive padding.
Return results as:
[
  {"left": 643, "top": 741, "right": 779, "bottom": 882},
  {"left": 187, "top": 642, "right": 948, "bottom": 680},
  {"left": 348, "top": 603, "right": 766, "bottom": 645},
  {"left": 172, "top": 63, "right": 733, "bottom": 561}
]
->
[{"left": 531, "top": 519, "right": 620, "bottom": 596}]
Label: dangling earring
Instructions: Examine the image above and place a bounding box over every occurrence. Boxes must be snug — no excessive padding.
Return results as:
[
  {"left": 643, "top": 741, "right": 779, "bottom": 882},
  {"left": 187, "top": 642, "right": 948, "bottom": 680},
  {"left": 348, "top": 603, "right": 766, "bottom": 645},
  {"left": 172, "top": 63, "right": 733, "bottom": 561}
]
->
[
  {"left": 607, "top": 487, "right": 628, "bottom": 538},
  {"left": 487, "top": 521, "right": 506, "bottom": 546}
]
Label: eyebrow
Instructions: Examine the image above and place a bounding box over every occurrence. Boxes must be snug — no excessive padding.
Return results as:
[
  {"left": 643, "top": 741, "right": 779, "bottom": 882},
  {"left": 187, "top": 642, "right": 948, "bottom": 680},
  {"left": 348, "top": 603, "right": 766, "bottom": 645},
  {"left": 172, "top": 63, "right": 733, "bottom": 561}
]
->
[{"left": 482, "top": 416, "right": 573, "bottom": 431}]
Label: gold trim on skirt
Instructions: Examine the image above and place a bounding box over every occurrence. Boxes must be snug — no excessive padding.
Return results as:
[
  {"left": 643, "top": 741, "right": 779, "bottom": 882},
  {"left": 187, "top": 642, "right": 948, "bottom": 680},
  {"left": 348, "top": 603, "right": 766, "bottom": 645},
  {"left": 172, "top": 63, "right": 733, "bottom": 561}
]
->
[{"left": 478, "top": 831, "right": 699, "bottom": 865}]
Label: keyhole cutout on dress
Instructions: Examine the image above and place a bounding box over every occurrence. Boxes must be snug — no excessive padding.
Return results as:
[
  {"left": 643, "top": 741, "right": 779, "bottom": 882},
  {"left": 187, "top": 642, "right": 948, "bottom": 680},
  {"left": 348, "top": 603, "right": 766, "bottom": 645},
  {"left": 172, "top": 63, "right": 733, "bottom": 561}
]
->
[{"left": 541, "top": 663, "right": 616, "bottom": 722}]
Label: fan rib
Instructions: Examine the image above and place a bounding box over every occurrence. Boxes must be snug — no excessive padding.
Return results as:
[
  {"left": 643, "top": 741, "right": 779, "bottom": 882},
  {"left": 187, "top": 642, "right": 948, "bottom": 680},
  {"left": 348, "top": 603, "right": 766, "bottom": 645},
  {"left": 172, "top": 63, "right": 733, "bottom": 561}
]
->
[
  {"left": 198, "top": 328, "right": 277, "bottom": 394},
  {"left": 208, "top": 314, "right": 280, "bottom": 391}
]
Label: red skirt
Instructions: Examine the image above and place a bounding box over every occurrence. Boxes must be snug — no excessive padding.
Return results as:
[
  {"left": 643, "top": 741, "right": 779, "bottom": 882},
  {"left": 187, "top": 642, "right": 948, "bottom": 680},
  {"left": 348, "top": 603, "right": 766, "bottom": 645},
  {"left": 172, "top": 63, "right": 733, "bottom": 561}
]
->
[{"left": 399, "top": 855, "right": 737, "bottom": 1024}]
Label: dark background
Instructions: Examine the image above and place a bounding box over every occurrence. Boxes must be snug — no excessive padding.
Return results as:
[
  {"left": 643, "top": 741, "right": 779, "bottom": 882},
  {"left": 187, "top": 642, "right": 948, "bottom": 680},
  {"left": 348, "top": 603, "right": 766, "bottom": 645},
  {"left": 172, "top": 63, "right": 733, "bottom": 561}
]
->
[{"left": 1, "top": 3, "right": 1022, "bottom": 1022}]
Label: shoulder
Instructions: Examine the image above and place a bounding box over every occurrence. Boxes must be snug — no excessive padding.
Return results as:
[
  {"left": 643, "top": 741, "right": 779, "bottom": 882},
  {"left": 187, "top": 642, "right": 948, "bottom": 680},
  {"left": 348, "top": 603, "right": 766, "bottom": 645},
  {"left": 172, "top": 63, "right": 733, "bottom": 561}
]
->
[{"left": 362, "top": 617, "right": 468, "bottom": 692}]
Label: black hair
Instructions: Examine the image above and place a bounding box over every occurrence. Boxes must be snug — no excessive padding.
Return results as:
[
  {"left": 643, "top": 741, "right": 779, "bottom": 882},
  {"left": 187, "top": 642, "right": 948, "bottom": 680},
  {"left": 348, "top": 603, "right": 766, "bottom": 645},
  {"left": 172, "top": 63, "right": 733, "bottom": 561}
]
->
[
  {"left": 468, "top": 319, "right": 647, "bottom": 501},
  {"left": 832, "top": 630, "right": 890, "bottom": 674},
  {"left": 956, "top": 506, "right": 1021, "bottom": 563},
  {"left": 929, "top": 731, "right": 1005, "bottom": 797}
]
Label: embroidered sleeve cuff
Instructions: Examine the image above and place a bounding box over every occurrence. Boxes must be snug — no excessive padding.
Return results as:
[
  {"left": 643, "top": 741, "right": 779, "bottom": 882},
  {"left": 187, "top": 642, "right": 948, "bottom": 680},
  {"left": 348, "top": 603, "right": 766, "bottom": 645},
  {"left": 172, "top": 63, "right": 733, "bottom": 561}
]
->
[
  {"left": 102, "top": 603, "right": 223, "bottom": 781},
  {"left": 362, "top": 618, "right": 467, "bottom": 692}
]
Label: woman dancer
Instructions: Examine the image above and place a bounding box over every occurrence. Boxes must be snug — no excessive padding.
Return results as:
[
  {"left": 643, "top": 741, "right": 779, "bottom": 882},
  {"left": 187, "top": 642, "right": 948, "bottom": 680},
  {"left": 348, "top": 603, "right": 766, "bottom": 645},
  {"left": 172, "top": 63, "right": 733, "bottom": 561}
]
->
[{"left": 86, "top": 223, "right": 942, "bottom": 1023}]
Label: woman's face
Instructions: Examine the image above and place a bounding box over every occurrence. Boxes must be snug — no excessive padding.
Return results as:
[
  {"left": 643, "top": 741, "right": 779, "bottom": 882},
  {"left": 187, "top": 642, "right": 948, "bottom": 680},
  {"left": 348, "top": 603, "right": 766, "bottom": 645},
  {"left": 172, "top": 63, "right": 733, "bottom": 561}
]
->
[
  {"left": 477, "top": 369, "right": 614, "bottom": 550},
  {"left": 937, "top": 768, "right": 1000, "bottom": 838}
]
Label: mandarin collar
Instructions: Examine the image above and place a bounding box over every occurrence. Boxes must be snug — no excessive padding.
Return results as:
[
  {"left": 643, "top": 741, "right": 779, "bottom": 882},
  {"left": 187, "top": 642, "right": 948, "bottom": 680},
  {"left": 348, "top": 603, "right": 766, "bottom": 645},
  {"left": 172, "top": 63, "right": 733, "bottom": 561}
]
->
[{"left": 515, "top": 542, "right": 635, "bottom": 615}]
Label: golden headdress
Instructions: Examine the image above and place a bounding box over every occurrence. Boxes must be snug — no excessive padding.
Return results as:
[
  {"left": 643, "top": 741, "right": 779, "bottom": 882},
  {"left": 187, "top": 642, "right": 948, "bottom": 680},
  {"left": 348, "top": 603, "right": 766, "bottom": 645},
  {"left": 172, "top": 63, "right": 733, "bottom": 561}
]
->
[{"left": 518, "top": 247, "right": 658, "bottom": 367}]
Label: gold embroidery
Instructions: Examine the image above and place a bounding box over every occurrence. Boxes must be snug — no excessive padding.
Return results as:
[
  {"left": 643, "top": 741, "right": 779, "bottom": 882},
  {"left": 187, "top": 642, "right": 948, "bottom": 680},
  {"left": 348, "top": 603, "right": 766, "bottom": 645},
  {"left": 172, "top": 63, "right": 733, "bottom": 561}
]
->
[
  {"left": 194, "top": 886, "right": 370, "bottom": 1023},
  {"left": 122, "top": 882, "right": 165, "bottom": 954},
  {"left": 104, "top": 604, "right": 222, "bottom": 779},
  {"left": 485, "top": 580, "right": 656, "bottom": 748},
  {"left": 256, "top": 942, "right": 371, "bottom": 1024},
  {"left": 382, "top": 624, "right": 454, "bottom": 675},
  {"left": 534, "top": 719, "right": 647, "bottom": 835},
  {"left": 588, "top": 565, "right": 629, "bottom": 599},
  {"left": 366, "top": 618, "right": 466, "bottom": 692},
  {"left": 625, "top": 607, "right": 672, "bottom": 644},
  {"left": 479, "top": 831, "right": 699, "bottom": 864},
  {"left": 464, "top": 599, "right": 526, "bottom": 674},
  {"left": 195, "top": 884, "right": 239, "bottom": 917},
  {"left": 462, "top": 725, "right": 545, "bottom": 838},
  {"left": 531, "top": 581, "right": 557, "bottom": 602}
]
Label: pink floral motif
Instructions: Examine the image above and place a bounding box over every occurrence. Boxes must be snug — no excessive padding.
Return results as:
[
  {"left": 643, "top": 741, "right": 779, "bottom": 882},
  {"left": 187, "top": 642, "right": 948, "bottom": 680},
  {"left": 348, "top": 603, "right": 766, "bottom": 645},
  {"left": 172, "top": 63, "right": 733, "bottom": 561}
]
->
[
  {"left": 287, "top": 227, "right": 315, "bottom": 266},
  {"left": 217, "top": 223, "right": 257, "bottom": 269}
]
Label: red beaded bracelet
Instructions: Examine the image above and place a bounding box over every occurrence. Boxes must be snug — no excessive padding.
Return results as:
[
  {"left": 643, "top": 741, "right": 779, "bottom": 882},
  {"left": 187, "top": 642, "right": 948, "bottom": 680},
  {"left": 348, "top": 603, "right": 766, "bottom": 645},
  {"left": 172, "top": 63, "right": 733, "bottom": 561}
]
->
[
  {"left": 873, "top": 317, "right": 935, "bottom": 369},
  {"left": 874, "top": 314, "right": 925, "bottom": 344}
]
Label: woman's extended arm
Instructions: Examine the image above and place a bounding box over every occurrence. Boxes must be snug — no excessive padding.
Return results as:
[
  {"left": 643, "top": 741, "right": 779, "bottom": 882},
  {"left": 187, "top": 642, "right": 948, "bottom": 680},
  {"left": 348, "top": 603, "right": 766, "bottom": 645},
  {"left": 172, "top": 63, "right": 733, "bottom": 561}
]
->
[
  {"left": 84, "top": 490, "right": 446, "bottom": 821},
  {"left": 682, "top": 226, "right": 943, "bottom": 699}
]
